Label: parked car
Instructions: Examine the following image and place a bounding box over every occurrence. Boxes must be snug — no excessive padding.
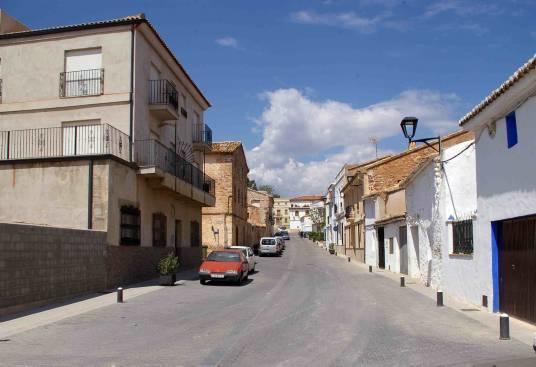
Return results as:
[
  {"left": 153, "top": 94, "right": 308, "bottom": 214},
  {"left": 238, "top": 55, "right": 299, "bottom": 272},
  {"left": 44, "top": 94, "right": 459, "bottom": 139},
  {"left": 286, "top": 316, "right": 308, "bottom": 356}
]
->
[
  {"left": 280, "top": 230, "right": 290, "bottom": 240},
  {"left": 259, "top": 237, "right": 280, "bottom": 256},
  {"left": 275, "top": 235, "right": 285, "bottom": 250},
  {"left": 199, "top": 249, "right": 249, "bottom": 285},
  {"left": 229, "top": 246, "right": 256, "bottom": 273}
]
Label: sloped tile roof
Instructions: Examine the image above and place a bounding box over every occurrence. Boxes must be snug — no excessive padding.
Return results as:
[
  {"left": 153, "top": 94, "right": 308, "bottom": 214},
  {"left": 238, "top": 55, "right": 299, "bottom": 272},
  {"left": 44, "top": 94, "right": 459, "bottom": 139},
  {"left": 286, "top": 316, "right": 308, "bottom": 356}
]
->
[
  {"left": 290, "top": 195, "right": 324, "bottom": 202},
  {"left": 210, "top": 141, "right": 243, "bottom": 153},
  {"left": 459, "top": 54, "right": 536, "bottom": 126}
]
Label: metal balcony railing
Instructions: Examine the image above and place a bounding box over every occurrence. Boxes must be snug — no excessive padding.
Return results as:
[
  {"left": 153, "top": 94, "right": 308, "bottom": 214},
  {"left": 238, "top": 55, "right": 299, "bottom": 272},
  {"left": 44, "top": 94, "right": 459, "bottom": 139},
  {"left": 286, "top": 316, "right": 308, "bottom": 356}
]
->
[
  {"left": 135, "top": 139, "right": 215, "bottom": 196},
  {"left": 193, "top": 123, "right": 213, "bottom": 145},
  {"left": 60, "top": 69, "right": 104, "bottom": 97},
  {"left": 0, "top": 124, "right": 129, "bottom": 161},
  {"left": 148, "top": 80, "right": 178, "bottom": 110}
]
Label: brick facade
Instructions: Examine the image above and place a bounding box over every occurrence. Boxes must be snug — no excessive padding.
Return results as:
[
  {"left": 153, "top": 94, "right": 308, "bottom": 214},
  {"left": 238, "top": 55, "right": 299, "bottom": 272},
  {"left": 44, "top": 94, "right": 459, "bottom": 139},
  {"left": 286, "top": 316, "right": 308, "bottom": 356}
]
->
[{"left": 202, "top": 142, "right": 249, "bottom": 249}]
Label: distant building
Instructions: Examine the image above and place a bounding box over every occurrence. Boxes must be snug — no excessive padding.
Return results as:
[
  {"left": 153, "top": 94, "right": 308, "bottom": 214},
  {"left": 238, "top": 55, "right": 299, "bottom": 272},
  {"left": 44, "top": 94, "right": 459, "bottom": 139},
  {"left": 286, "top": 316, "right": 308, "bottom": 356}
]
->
[
  {"left": 289, "top": 195, "right": 324, "bottom": 232},
  {"left": 202, "top": 142, "right": 249, "bottom": 249},
  {"left": 247, "top": 188, "right": 274, "bottom": 243},
  {"left": 273, "top": 198, "right": 291, "bottom": 229}
]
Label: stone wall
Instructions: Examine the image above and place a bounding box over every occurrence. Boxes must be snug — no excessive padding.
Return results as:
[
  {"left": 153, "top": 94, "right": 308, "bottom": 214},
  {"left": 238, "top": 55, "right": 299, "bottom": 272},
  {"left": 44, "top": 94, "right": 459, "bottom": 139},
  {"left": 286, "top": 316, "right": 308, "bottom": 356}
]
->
[{"left": 0, "top": 223, "right": 107, "bottom": 316}]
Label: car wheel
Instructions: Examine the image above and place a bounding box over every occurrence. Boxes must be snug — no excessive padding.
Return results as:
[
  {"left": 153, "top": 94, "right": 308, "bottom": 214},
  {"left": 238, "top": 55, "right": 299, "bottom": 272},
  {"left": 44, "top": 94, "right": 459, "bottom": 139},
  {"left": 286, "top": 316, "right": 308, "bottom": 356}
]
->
[{"left": 200, "top": 279, "right": 206, "bottom": 285}]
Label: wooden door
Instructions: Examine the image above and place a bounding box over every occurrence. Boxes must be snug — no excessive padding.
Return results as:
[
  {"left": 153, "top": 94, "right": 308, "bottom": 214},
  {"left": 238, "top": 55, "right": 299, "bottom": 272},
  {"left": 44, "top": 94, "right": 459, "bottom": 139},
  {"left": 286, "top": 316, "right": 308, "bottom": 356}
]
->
[
  {"left": 378, "top": 227, "right": 385, "bottom": 269},
  {"left": 399, "top": 226, "right": 408, "bottom": 275},
  {"left": 499, "top": 216, "right": 536, "bottom": 324}
]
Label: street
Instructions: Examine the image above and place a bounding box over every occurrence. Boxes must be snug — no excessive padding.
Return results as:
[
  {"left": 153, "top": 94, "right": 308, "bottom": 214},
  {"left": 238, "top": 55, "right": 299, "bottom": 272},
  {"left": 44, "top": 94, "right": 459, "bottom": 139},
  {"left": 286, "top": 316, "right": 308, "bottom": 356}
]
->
[{"left": 1, "top": 235, "right": 535, "bottom": 367}]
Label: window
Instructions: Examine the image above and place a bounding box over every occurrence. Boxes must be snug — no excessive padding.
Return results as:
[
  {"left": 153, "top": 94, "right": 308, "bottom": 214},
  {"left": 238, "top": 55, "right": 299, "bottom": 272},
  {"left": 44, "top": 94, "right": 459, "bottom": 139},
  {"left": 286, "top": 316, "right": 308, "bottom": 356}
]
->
[
  {"left": 190, "top": 221, "right": 200, "bottom": 247},
  {"left": 505, "top": 111, "right": 518, "bottom": 149},
  {"left": 62, "top": 48, "right": 103, "bottom": 97},
  {"left": 295, "top": 211, "right": 299, "bottom": 216},
  {"left": 452, "top": 220, "right": 473, "bottom": 255},
  {"left": 153, "top": 213, "right": 167, "bottom": 247},
  {"left": 120, "top": 206, "right": 140, "bottom": 246},
  {"left": 388, "top": 238, "right": 394, "bottom": 254},
  {"left": 277, "top": 210, "right": 281, "bottom": 215}
]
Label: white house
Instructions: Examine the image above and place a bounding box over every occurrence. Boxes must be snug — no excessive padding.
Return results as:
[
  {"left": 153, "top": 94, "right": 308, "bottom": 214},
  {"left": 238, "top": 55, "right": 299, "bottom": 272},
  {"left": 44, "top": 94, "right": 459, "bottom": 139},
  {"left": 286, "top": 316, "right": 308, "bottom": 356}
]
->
[
  {"left": 405, "top": 141, "right": 478, "bottom": 299},
  {"left": 459, "top": 54, "right": 536, "bottom": 323},
  {"left": 289, "top": 195, "right": 324, "bottom": 232}
]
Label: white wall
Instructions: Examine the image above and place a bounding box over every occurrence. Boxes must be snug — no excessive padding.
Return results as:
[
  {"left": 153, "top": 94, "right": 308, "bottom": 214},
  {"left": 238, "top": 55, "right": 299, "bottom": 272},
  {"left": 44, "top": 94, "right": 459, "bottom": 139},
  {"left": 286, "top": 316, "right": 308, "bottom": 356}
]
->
[
  {"left": 364, "top": 197, "right": 377, "bottom": 266},
  {"left": 470, "top": 94, "right": 536, "bottom": 310}
]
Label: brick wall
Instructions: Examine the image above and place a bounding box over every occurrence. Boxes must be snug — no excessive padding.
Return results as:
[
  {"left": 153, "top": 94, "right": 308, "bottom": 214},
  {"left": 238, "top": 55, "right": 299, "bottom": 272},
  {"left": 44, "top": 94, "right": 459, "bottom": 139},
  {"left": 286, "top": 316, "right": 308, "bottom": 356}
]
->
[{"left": 0, "top": 223, "right": 107, "bottom": 316}]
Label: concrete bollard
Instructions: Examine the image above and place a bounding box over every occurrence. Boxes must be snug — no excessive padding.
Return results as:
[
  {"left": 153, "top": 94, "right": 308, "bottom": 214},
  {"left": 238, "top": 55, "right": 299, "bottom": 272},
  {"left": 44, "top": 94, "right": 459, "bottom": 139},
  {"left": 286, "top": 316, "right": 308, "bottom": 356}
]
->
[
  {"left": 532, "top": 333, "right": 536, "bottom": 352},
  {"left": 400, "top": 276, "right": 405, "bottom": 287},
  {"left": 347, "top": 256, "right": 351, "bottom": 263},
  {"left": 369, "top": 265, "right": 372, "bottom": 272},
  {"left": 436, "top": 290, "right": 443, "bottom": 307},
  {"left": 117, "top": 287, "right": 123, "bottom": 303},
  {"left": 482, "top": 295, "right": 488, "bottom": 308},
  {"left": 500, "top": 314, "right": 510, "bottom": 340}
]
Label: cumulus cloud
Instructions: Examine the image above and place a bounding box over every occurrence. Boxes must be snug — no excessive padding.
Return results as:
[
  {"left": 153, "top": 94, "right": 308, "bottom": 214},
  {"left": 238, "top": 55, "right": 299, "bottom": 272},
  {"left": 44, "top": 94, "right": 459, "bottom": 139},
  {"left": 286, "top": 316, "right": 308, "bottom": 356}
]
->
[
  {"left": 215, "top": 36, "right": 239, "bottom": 48},
  {"left": 424, "top": 0, "right": 501, "bottom": 18},
  {"left": 247, "top": 89, "right": 459, "bottom": 196},
  {"left": 291, "top": 10, "right": 385, "bottom": 33}
]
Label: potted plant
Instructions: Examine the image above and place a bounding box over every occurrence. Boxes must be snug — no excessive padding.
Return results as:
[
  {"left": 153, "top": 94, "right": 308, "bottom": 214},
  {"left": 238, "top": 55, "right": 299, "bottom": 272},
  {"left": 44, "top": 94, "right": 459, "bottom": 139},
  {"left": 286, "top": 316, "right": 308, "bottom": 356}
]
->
[
  {"left": 158, "top": 252, "right": 180, "bottom": 286},
  {"left": 328, "top": 243, "right": 335, "bottom": 255}
]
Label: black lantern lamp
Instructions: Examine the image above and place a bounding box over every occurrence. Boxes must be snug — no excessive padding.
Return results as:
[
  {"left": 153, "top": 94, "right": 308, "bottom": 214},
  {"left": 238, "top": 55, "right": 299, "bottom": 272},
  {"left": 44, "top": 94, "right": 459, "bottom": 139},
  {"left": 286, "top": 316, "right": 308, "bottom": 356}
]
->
[
  {"left": 400, "top": 116, "right": 441, "bottom": 153},
  {"left": 400, "top": 116, "right": 418, "bottom": 142}
]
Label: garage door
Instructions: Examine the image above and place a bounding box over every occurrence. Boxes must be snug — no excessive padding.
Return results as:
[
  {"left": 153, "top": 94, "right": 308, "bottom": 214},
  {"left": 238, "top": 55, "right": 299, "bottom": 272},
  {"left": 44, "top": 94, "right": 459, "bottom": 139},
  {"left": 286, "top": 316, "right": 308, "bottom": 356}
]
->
[{"left": 499, "top": 215, "right": 536, "bottom": 324}]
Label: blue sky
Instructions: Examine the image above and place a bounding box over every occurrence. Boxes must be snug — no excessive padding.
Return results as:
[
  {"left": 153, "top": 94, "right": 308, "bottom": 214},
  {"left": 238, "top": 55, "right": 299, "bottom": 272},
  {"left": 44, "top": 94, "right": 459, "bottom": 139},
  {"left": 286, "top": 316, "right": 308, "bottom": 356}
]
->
[{"left": 3, "top": 0, "right": 535, "bottom": 195}]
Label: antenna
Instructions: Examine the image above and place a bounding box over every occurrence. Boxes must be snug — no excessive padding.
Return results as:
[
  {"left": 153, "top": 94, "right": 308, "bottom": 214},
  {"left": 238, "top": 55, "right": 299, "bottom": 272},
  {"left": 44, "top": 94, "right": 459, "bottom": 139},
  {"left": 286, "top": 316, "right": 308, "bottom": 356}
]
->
[{"left": 369, "top": 137, "right": 378, "bottom": 158}]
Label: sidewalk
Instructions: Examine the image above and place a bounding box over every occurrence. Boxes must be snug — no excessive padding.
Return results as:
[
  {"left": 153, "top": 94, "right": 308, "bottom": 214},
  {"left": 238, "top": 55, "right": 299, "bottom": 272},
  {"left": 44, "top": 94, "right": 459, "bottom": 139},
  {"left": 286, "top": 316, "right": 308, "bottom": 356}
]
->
[
  {"left": 310, "top": 238, "right": 536, "bottom": 348},
  {"left": 0, "top": 268, "right": 198, "bottom": 340}
]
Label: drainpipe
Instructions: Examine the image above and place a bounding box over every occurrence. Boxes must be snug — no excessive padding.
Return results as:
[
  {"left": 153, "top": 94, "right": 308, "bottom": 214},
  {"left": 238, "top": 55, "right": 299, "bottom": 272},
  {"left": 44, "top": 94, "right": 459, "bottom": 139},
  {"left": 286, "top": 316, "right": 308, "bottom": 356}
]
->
[
  {"left": 128, "top": 24, "right": 137, "bottom": 162},
  {"left": 88, "top": 159, "right": 94, "bottom": 229}
]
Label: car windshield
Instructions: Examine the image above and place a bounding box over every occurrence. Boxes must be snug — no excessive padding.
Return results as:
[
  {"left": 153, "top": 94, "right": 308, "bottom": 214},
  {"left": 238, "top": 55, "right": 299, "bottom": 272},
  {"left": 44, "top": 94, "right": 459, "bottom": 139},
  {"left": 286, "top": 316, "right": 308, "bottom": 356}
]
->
[
  {"left": 207, "top": 252, "right": 240, "bottom": 262},
  {"left": 262, "top": 239, "right": 276, "bottom": 246},
  {"left": 282, "top": 231, "right": 288, "bottom": 235}
]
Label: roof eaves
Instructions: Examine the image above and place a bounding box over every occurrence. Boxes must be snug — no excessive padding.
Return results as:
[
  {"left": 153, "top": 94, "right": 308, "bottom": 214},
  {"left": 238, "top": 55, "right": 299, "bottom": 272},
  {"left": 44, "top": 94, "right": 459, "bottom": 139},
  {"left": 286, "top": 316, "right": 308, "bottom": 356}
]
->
[{"left": 459, "top": 54, "right": 536, "bottom": 126}]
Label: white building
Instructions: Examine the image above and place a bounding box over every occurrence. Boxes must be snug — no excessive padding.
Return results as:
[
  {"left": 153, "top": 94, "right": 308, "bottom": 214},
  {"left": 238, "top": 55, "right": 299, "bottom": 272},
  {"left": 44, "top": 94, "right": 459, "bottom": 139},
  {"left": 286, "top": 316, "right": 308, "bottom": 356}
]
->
[
  {"left": 459, "top": 54, "right": 536, "bottom": 323},
  {"left": 289, "top": 195, "right": 324, "bottom": 232},
  {"left": 405, "top": 142, "right": 477, "bottom": 297}
]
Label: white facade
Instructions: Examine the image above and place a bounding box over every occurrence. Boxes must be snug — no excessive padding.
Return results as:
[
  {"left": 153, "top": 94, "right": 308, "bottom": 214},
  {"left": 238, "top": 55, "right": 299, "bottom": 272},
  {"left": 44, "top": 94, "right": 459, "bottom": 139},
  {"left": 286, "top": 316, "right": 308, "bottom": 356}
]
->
[
  {"left": 333, "top": 167, "right": 346, "bottom": 249},
  {"left": 289, "top": 197, "right": 324, "bottom": 232},
  {"left": 460, "top": 57, "right": 536, "bottom": 314},
  {"left": 405, "top": 142, "right": 478, "bottom": 299},
  {"left": 364, "top": 197, "right": 377, "bottom": 266}
]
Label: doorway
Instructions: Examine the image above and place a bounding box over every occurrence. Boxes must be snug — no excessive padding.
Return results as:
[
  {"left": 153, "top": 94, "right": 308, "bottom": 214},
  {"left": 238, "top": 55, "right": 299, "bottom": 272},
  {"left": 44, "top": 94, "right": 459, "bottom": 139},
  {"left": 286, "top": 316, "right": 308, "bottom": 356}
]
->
[
  {"left": 378, "top": 227, "right": 385, "bottom": 269},
  {"left": 399, "top": 226, "right": 408, "bottom": 275},
  {"left": 174, "top": 220, "right": 182, "bottom": 256}
]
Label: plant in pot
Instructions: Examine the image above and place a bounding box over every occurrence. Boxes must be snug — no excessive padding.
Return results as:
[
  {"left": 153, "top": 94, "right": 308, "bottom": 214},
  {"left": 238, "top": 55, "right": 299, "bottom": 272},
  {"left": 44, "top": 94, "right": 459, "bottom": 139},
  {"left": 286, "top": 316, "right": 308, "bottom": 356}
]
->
[
  {"left": 328, "top": 243, "right": 335, "bottom": 255},
  {"left": 158, "top": 252, "right": 180, "bottom": 286}
]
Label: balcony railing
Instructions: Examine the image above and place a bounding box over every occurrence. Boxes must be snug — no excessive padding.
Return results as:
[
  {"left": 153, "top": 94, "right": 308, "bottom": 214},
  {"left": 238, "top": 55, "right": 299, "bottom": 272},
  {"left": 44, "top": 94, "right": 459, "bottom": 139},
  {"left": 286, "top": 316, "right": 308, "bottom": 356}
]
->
[
  {"left": 345, "top": 206, "right": 355, "bottom": 219},
  {"left": 193, "top": 123, "right": 213, "bottom": 146},
  {"left": 148, "top": 80, "right": 178, "bottom": 110},
  {"left": 135, "top": 139, "right": 215, "bottom": 196},
  {"left": 0, "top": 124, "right": 129, "bottom": 161},
  {"left": 60, "top": 69, "right": 104, "bottom": 97}
]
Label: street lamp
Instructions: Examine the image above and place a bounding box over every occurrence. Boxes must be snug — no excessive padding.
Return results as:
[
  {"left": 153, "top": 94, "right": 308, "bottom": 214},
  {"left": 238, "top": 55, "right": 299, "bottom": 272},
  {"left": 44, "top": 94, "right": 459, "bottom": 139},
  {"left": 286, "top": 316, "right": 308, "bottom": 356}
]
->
[{"left": 400, "top": 116, "right": 441, "bottom": 153}]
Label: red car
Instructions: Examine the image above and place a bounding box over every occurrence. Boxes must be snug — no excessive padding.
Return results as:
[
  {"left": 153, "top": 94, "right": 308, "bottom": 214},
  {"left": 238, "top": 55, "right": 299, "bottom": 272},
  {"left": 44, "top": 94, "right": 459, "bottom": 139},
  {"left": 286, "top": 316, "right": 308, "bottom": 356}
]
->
[{"left": 199, "top": 249, "right": 249, "bottom": 285}]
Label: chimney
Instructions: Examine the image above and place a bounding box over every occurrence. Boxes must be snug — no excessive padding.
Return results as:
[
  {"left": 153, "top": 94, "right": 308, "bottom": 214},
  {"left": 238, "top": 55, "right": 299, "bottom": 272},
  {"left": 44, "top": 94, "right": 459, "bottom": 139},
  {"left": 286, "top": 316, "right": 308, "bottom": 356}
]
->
[{"left": 0, "top": 10, "right": 30, "bottom": 35}]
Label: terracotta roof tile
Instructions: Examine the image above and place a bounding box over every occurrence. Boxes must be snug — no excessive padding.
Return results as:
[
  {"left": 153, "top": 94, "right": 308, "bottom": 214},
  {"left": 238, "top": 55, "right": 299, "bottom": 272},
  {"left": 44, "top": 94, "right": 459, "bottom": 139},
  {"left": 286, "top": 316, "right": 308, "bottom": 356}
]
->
[{"left": 209, "top": 141, "right": 243, "bottom": 153}]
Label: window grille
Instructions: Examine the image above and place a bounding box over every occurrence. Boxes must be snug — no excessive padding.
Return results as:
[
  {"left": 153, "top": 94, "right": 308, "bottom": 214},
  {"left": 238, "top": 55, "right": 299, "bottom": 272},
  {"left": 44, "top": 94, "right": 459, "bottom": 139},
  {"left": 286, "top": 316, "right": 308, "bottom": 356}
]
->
[
  {"left": 153, "top": 213, "right": 167, "bottom": 247},
  {"left": 120, "top": 206, "right": 140, "bottom": 246},
  {"left": 452, "top": 219, "right": 473, "bottom": 254}
]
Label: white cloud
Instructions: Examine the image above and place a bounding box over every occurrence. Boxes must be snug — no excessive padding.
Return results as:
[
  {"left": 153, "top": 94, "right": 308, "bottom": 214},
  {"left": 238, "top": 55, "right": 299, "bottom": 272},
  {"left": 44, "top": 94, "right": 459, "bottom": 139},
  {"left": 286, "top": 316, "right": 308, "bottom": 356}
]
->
[
  {"left": 215, "top": 36, "right": 239, "bottom": 49},
  {"left": 290, "top": 10, "right": 385, "bottom": 33},
  {"left": 247, "top": 88, "right": 459, "bottom": 196},
  {"left": 424, "top": 0, "right": 501, "bottom": 18}
]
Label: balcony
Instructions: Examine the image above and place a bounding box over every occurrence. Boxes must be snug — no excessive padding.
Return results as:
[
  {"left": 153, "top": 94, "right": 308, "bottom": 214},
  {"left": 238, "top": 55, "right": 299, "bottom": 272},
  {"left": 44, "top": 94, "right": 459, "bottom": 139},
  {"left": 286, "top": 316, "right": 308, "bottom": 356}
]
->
[
  {"left": 135, "top": 139, "right": 215, "bottom": 206},
  {"left": 192, "top": 123, "right": 212, "bottom": 151},
  {"left": 60, "top": 69, "right": 104, "bottom": 98},
  {"left": 345, "top": 206, "right": 355, "bottom": 220},
  {"left": 0, "top": 124, "right": 129, "bottom": 161},
  {"left": 148, "top": 80, "right": 179, "bottom": 120}
]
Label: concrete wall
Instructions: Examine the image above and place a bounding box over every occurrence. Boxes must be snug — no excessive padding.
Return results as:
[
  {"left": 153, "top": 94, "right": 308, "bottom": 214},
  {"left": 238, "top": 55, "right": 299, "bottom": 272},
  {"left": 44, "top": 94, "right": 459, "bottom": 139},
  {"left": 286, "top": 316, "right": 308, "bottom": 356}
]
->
[
  {"left": 383, "top": 221, "right": 405, "bottom": 273},
  {"left": 0, "top": 223, "right": 107, "bottom": 316}
]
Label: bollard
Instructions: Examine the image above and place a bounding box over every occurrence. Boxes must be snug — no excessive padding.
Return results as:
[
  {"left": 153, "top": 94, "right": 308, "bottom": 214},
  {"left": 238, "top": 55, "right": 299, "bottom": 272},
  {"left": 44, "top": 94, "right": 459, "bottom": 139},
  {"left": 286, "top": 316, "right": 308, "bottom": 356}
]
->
[
  {"left": 117, "top": 287, "right": 123, "bottom": 303},
  {"left": 500, "top": 314, "right": 510, "bottom": 340},
  {"left": 400, "top": 276, "right": 405, "bottom": 287},
  {"left": 436, "top": 290, "right": 443, "bottom": 307},
  {"left": 369, "top": 265, "right": 372, "bottom": 272},
  {"left": 482, "top": 295, "right": 488, "bottom": 308},
  {"left": 532, "top": 333, "right": 536, "bottom": 352},
  {"left": 347, "top": 256, "right": 351, "bottom": 263}
]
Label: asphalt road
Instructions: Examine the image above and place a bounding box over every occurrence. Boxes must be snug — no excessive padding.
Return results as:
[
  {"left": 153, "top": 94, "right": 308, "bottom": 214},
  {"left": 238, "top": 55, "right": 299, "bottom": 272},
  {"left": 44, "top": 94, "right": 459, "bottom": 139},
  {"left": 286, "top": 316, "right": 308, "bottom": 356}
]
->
[{"left": 1, "top": 235, "right": 535, "bottom": 366}]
